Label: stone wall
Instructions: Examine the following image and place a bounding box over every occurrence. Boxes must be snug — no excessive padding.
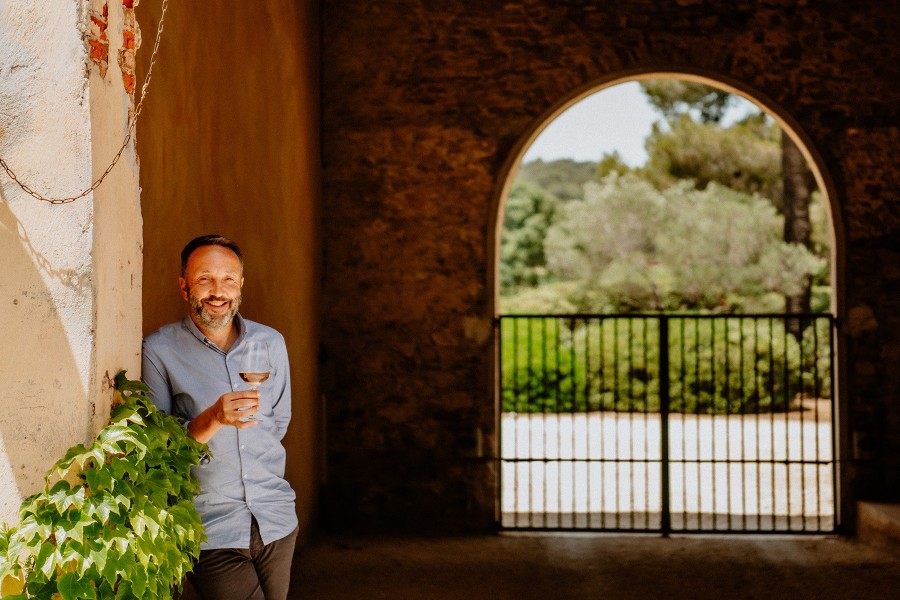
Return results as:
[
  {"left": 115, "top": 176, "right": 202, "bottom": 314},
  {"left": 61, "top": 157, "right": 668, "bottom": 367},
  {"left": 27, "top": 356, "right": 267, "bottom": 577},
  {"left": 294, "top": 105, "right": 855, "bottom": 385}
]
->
[{"left": 321, "top": 0, "right": 900, "bottom": 531}]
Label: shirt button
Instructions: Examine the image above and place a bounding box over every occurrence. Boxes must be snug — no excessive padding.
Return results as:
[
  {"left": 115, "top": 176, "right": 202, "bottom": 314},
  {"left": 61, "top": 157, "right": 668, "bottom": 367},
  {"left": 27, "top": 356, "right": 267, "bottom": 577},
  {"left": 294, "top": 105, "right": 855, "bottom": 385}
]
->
[
  {"left": 240, "top": 445, "right": 245, "bottom": 450},
  {"left": 243, "top": 473, "right": 247, "bottom": 479}
]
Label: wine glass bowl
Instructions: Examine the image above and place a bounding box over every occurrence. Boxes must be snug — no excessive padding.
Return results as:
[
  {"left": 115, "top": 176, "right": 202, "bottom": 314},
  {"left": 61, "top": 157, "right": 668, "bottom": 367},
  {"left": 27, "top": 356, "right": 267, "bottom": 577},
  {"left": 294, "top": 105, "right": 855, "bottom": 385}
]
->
[{"left": 238, "top": 341, "right": 270, "bottom": 422}]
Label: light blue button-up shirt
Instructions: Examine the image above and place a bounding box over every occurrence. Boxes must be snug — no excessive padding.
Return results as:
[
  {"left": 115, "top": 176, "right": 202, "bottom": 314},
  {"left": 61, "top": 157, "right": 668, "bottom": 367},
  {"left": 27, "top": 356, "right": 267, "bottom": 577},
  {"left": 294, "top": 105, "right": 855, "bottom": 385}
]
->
[{"left": 141, "top": 314, "right": 297, "bottom": 549}]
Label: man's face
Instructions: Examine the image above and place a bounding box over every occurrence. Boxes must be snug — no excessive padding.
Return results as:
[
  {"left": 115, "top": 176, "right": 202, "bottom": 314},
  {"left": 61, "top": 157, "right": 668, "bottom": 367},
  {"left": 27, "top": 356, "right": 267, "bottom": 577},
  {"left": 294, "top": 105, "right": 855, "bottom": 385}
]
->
[{"left": 179, "top": 245, "right": 244, "bottom": 331}]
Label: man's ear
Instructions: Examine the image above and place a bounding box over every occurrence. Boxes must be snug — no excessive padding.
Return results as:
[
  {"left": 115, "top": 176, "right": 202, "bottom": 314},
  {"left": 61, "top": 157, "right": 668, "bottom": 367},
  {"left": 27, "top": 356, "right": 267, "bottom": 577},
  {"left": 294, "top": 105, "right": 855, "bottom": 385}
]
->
[{"left": 179, "top": 277, "right": 189, "bottom": 301}]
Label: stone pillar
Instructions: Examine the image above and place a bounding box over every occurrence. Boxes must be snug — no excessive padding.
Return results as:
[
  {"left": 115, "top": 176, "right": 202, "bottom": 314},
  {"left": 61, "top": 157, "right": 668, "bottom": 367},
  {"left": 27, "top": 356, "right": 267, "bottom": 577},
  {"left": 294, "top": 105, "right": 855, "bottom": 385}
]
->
[{"left": 0, "top": 0, "right": 142, "bottom": 525}]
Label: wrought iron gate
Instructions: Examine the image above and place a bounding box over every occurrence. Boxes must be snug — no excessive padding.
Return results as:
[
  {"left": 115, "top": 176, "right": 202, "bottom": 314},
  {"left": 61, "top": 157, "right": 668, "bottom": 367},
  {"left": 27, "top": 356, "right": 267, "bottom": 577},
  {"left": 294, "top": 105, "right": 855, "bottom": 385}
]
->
[{"left": 498, "top": 314, "right": 836, "bottom": 534}]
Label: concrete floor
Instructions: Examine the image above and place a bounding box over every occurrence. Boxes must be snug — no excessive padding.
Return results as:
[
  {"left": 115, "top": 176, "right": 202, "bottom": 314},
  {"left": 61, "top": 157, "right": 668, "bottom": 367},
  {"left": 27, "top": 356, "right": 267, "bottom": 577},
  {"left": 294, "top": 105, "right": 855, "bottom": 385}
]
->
[{"left": 289, "top": 533, "right": 900, "bottom": 600}]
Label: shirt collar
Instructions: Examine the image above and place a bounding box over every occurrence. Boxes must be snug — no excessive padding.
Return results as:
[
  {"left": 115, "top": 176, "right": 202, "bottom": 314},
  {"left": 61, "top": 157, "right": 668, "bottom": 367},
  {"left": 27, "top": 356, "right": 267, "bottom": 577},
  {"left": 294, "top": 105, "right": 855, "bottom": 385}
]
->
[{"left": 182, "top": 313, "right": 246, "bottom": 352}]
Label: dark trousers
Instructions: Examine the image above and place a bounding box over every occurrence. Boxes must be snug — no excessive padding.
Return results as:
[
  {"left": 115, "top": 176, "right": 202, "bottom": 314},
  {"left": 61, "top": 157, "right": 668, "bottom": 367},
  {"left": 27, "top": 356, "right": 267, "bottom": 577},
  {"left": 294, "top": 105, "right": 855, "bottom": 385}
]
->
[{"left": 188, "top": 517, "right": 298, "bottom": 600}]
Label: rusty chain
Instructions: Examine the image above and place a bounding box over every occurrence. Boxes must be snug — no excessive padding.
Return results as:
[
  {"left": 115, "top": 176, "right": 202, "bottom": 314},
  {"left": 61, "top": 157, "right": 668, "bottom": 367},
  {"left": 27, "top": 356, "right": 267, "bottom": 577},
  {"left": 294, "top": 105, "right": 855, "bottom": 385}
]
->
[{"left": 0, "top": 0, "right": 169, "bottom": 205}]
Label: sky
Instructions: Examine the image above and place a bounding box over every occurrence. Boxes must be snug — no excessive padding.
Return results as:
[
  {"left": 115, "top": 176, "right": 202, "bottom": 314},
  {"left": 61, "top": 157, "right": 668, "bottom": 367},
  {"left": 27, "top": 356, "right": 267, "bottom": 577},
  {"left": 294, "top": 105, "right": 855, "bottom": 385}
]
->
[{"left": 522, "top": 81, "right": 759, "bottom": 167}]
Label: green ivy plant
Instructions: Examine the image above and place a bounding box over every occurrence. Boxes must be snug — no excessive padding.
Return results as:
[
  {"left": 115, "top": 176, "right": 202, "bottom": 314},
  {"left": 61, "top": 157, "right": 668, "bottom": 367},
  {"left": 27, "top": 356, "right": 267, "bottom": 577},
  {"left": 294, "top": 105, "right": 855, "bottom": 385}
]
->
[{"left": 0, "top": 371, "right": 207, "bottom": 599}]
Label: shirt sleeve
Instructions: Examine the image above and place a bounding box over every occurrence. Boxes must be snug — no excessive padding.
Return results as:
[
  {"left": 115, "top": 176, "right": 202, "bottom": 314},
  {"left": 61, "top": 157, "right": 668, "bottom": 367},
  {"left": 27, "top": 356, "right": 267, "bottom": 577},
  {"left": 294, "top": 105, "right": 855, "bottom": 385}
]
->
[
  {"left": 270, "top": 334, "right": 292, "bottom": 440},
  {"left": 141, "top": 338, "right": 173, "bottom": 414}
]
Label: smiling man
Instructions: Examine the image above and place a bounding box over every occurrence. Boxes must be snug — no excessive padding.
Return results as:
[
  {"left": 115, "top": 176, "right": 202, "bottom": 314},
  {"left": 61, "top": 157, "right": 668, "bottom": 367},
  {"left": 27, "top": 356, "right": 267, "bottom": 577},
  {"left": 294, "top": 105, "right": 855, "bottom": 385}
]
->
[{"left": 142, "top": 234, "right": 298, "bottom": 600}]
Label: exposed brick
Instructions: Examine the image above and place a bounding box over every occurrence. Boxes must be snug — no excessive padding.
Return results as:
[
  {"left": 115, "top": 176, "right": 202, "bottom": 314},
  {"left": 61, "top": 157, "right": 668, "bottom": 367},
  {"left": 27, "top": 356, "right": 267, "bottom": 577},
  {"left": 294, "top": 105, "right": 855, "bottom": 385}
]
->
[
  {"left": 118, "top": 0, "right": 141, "bottom": 96},
  {"left": 89, "top": 3, "right": 109, "bottom": 79}
]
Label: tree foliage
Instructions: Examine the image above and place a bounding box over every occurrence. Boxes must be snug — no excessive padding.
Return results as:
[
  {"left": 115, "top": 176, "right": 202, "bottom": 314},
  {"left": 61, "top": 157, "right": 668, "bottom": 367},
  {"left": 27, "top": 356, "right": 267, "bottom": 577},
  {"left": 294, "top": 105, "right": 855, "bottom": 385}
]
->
[
  {"left": 515, "top": 159, "right": 597, "bottom": 201},
  {"left": 500, "top": 79, "right": 830, "bottom": 317},
  {"left": 642, "top": 113, "right": 783, "bottom": 208},
  {"left": 640, "top": 79, "right": 820, "bottom": 325},
  {"left": 640, "top": 79, "right": 733, "bottom": 124},
  {"left": 596, "top": 151, "right": 632, "bottom": 179},
  {"left": 541, "top": 174, "right": 823, "bottom": 313},
  {"left": 500, "top": 181, "right": 560, "bottom": 291}
]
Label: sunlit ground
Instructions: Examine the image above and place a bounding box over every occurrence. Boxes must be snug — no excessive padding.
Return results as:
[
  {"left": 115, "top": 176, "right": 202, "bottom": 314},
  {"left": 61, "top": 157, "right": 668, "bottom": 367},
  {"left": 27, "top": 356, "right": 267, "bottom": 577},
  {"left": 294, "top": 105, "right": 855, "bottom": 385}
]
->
[{"left": 501, "top": 402, "right": 834, "bottom": 532}]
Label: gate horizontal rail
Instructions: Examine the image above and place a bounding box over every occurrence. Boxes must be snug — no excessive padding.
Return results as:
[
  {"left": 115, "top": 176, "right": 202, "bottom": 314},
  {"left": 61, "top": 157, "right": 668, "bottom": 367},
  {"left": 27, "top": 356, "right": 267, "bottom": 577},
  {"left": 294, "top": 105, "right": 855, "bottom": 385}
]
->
[{"left": 497, "top": 313, "right": 836, "bottom": 535}]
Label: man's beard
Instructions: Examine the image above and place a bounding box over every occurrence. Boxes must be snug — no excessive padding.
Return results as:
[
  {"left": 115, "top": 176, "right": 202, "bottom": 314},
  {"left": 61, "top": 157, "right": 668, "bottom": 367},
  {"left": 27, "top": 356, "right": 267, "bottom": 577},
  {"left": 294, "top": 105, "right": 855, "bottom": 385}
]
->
[{"left": 187, "top": 287, "right": 242, "bottom": 330}]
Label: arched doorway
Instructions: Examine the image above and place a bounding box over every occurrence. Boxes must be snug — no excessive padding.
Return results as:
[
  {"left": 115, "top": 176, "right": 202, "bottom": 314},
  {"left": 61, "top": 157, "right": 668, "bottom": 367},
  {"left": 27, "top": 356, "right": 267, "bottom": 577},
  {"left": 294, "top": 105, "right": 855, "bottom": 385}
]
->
[{"left": 491, "top": 73, "right": 844, "bottom": 534}]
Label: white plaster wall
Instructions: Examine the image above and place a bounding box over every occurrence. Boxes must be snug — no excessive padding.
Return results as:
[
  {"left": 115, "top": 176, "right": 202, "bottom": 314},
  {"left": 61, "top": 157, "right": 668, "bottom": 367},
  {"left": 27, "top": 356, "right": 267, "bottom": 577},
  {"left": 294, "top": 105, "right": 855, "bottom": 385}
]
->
[
  {"left": 88, "top": 0, "right": 143, "bottom": 437},
  {"left": 0, "top": 0, "right": 142, "bottom": 525}
]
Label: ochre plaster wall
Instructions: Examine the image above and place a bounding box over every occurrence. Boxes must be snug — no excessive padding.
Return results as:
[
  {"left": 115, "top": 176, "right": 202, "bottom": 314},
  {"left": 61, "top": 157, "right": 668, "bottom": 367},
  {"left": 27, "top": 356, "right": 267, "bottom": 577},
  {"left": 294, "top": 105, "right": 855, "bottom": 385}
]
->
[
  {"left": 0, "top": 0, "right": 142, "bottom": 525},
  {"left": 136, "top": 0, "right": 321, "bottom": 538},
  {"left": 321, "top": 1, "right": 900, "bottom": 531}
]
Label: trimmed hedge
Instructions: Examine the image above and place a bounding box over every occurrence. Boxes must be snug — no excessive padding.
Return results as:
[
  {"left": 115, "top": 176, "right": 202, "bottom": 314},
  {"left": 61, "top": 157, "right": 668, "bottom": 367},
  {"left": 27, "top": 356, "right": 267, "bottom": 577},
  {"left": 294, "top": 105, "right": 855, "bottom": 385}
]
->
[{"left": 500, "top": 315, "right": 832, "bottom": 415}]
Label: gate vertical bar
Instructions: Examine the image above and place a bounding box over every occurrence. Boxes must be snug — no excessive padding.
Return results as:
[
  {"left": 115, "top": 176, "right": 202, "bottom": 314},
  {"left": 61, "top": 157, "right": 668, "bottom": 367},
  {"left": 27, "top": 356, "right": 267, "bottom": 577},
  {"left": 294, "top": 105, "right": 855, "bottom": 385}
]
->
[
  {"left": 527, "top": 319, "right": 535, "bottom": 528},
  {"left": 659, "top": 316, "right": 671, "bottom": 535},
  {"left": 492, "top": 316, "right": 502, "bottom": 527},
  {"left": 628, "top": 318, "right": 635, "bottom": 528},
  {"left": 829, "top": 316, "right": 838, "bottom": 530}
]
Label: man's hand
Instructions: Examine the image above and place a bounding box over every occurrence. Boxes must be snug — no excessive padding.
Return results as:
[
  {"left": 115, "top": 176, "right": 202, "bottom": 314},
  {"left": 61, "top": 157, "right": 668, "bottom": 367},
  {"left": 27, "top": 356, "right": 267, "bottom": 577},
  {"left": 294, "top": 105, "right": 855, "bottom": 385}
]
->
[
  {"left": 215, "top": 390, "right": 261, "bottom": 426},
  {"left": 188, "top": 390, "right": 260, "bottom": 443}
]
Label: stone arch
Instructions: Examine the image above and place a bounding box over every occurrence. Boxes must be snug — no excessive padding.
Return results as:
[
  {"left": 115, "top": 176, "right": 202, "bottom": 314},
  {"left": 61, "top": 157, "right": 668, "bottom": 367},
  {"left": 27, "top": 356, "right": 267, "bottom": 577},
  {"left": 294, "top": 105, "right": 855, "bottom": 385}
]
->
[{"left": 489, "top": 68, "right": 848, "bottom": 527}]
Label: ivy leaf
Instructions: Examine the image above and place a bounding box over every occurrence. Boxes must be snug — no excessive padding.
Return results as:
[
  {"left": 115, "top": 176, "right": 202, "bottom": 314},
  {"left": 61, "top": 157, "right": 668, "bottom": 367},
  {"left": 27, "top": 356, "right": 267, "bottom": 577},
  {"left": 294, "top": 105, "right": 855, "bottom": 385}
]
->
[
  {"left": 53, "top": 445, "right": 106, "bottom": 477},
  {"left": 109, "top": 457, "right": 139, "bottom": 481},
  {"left": 129, "top": 513, "right": 146, "bottom": 538},
  {"left": 46, "top": 480, "right": 72, "bottom": 513},
  {"left": 113, "top": 579, "right": 133, "bottom": 600},
  {"left": 100, "top": 549, "right": 120, "bottom": 585},
  {"left": 89, "top": 545, "right": 107, "bottom": 576},
  {"left": 98, "top": 424, "right": 146, "bottom": 456},
  {"left": 10, "top": 515, "right": 45, "bottom": 547},
  {"left": 0, "top": 571, "right": 26, "bottom": 597},
  {"left": 85, "top": 492, "right": 120, "bottom": 523},
  {"left": 18, "top": 493, "right": 43, "bottom": 517},
  {"left": 47, "top": 483, "right": 86, "bottom": 516},
  {"left": 0, "top": 528, "right": 26, "bottom": 575},
  {"left": 67, "top": 514, "right": 95, "bottom": 547},
  {"left": 83, "top": 467, "right": 114, "bottom": 494},
  {"left": 58, "top": 539, "right": 84, "bottom": 569},
  {"left": 134, "top": 533, "right": 156, "bottom": 570},
  {"left": 57, "top": 571, "right": 97, "bottom": 600},
  {"left": 114, "top": 370, "right": 150, "bottom": 395},
  {"left": 111, "top": 535, "right": 129, "bottom": 558},
  {"left": 110, "top": 405, "right": 140, "bottom": 424},
  {"left": 35, "top": 542, "right": 60, "bottom": 578}
]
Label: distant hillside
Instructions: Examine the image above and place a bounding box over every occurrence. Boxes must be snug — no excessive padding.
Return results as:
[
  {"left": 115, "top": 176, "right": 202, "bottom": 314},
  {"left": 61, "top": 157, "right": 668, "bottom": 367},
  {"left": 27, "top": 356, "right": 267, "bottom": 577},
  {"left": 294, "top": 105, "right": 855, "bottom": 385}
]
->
[{"left": 515, "top": 159, "right": 598, "bottom": 201}]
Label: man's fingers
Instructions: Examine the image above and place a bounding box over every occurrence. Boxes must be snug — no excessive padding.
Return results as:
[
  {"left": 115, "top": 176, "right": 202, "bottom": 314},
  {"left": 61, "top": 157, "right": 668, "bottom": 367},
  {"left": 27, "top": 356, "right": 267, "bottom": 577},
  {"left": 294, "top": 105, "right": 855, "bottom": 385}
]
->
[
  {"left": 218, "top": 395, "right": 260, "bottom": 425},
  {"left": 231, "top": 398, "right": 259, "bottom": 410},
  {"left": 223, "top": 390, "right": 260, "bottom": 402}
]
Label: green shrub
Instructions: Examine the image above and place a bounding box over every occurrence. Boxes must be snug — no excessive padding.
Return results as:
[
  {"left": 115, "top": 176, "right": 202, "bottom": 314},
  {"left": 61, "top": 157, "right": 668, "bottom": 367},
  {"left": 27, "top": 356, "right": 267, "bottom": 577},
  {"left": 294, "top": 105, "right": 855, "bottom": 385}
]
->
[{"left": 500, "top": 316, "right": 832, "bottom": 415}]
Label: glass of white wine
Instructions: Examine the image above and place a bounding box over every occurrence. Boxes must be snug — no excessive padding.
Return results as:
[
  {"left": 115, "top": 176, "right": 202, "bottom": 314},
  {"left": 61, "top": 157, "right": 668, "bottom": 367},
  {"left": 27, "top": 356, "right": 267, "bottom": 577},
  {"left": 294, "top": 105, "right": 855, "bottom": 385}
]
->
[{"left": 239, "top": 341, "right": 270, "bottom": 422}]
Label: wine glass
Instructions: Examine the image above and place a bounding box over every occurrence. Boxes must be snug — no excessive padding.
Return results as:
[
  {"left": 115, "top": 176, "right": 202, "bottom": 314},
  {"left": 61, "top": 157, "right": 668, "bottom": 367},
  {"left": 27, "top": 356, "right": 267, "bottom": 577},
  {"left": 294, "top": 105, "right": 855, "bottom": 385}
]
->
[{"left": 239, "top": 341, "right": 270, "bottom": 422}]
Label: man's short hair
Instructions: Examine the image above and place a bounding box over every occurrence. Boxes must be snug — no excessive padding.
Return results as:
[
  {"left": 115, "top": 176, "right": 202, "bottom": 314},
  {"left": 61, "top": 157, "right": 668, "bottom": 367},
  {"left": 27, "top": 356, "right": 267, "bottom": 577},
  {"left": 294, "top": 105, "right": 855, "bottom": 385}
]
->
[{"left": 181, "top": 234, "right": 243, "bottom": 275}]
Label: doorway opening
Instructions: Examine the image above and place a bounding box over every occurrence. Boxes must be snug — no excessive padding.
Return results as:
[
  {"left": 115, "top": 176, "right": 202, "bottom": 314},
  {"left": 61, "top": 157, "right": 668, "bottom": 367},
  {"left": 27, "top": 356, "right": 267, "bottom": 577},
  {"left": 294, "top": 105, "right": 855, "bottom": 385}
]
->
[{"left": 494, "top": 74, "right": 841, "bottom": 534}]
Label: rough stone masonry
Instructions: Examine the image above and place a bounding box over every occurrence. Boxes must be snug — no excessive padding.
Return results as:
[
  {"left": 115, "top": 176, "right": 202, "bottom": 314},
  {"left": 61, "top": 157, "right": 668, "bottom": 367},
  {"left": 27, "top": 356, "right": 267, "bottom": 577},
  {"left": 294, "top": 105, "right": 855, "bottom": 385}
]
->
[{"left": 320, "top": 0, "right": 900, "bottom": 531}]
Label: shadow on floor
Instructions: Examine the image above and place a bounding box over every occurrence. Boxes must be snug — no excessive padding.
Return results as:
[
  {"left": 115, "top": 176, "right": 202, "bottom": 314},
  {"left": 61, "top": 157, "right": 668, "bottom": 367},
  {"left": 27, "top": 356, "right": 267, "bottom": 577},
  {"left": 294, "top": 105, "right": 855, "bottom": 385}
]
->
[{"left": 288, "top": 533, "right": 900, "bottom": 600}]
